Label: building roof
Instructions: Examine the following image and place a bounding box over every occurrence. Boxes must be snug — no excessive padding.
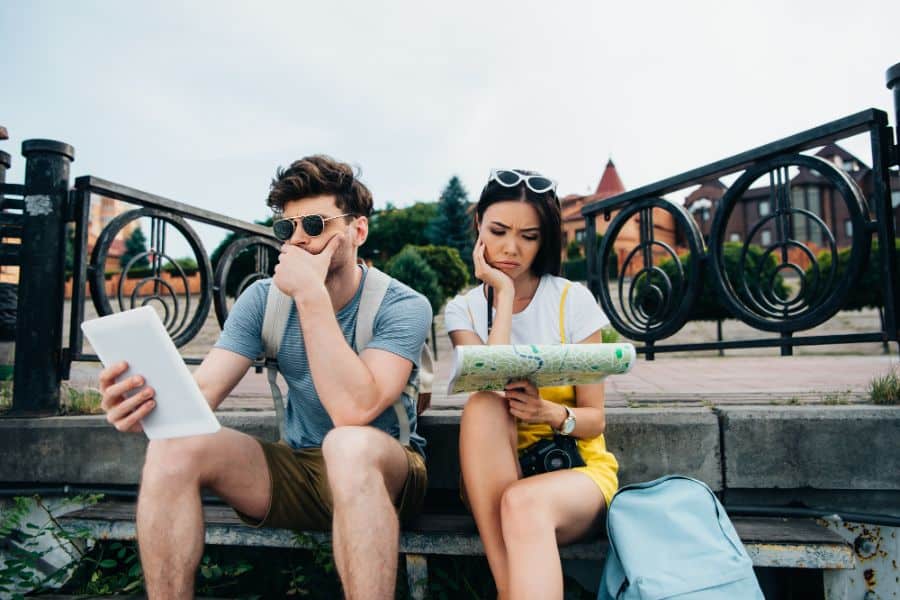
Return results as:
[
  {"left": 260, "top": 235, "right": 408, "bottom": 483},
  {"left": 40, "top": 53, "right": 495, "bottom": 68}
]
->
[
  {"left": 559, "top": 159, "right": 627, "bottom": 223},
  {"left": 594, "top": 159, "right": 626, "bottom": 199}
]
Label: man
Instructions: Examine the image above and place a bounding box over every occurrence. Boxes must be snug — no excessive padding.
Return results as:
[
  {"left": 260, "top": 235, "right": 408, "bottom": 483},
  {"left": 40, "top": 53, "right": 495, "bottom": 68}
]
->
[{"left": 98, "top": 155, "right": 432, "bottom": 599}]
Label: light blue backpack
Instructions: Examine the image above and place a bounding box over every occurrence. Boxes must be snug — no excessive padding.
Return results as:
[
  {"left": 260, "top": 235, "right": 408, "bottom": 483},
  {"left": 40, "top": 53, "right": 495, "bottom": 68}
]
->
[{"left": 598, "top": 475, "right": 764, "bottom": 599}]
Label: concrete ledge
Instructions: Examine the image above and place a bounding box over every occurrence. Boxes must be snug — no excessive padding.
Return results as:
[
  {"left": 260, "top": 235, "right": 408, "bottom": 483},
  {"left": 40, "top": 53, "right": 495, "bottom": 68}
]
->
[
  {"left": 718, "top": 406, "right": 900, "bottom": 490},
  {"left": 3, "top": 406, "right": 898, "bottom": 501},
  {"left": 0, "top": 409, "right": 722, "bottom": 491},
  {"left": 0, "top": 413, "right": 276, "bottom": 485},
  {"left": 604, "top": 408, "right": 722, "bottom": 489}
]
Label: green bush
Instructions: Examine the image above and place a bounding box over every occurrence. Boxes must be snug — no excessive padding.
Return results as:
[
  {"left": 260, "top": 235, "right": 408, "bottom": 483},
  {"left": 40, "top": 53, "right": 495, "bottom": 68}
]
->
[
  {"left": 408, "top": 245, "right": 469, "bottom": 301},
  {"left": 562, "top": 253, "right": 617, "bottom": 282},
  {"left": 804, "top": 237, "right": 899, "bottom": 311},
  {"left": 562, "top": 258, "right": 587, "bottom": 281},
  {"left": 650, "top": 242, "right": 788, "bottom": 321},
  {"left": 162, "top": 257, "right": 199, "bottom": 276},
  {"left": 123, "top": 266, "right": 154, "bottom": 280},
  {"left": 384, "top": 247, "right": 444, "bottom": 314},
  {"left": 566, "top": 239, "right": 582, "bottom": 259},
  {"left": 601, "top": 326, "right": 620, "bottom": 343}
]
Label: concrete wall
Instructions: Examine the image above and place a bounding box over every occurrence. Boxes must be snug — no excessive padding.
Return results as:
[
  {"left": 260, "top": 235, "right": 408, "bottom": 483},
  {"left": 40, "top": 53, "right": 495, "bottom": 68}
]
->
[
  {"left": 718, "top": 406, "right": 900, "bottom": 490},
  {"left": 0, "top": 406, "right": 897, "bottom": 514}
]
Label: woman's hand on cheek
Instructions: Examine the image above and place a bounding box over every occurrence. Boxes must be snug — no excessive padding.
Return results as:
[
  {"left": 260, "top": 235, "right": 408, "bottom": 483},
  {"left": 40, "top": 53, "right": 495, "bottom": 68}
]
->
[{"left": 473, "top": 238, "right": 514, "bottom": 293}]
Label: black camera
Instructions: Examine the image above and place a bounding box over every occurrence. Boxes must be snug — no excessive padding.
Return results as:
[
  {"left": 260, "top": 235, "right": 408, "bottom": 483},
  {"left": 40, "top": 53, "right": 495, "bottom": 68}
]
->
[{"left": 518, "top": 434, "right": 586, "bottom": 477}]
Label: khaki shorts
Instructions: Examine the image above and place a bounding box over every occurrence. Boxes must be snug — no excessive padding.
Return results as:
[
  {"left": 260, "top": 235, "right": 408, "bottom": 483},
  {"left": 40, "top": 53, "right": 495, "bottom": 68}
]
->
[{"left": 236, "top": 437, "right": 428, "bottom": 532}]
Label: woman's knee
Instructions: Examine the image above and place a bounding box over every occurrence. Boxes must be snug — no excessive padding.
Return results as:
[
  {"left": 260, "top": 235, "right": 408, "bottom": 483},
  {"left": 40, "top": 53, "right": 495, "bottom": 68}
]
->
[
  {"left": 500, "top": 482, "right": 554, "bottom": 536},
  {"left": 461, "top": 391, "right": 512, "bottom": 429}
]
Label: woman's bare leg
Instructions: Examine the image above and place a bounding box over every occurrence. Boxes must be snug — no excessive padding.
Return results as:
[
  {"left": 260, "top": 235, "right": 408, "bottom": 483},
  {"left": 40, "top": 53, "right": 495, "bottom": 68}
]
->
[
  {"left": 459, "top": 391, "right": 520, "bottom": 598},
  {"left": 501, "top": 470, "right": 607, "bottom": 600}
]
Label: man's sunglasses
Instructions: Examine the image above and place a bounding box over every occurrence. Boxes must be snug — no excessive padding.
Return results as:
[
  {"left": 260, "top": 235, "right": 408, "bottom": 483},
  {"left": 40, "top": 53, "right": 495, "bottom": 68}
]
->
[
  {"left": 489, "top": 169, "right": 558, "bottom": 194},
  {"left": 272, "top": 213, "right": 355, "bottom": 241}
]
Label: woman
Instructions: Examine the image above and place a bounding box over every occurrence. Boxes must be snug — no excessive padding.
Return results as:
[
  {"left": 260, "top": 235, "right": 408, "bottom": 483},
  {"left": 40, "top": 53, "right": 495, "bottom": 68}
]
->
[{"left": 444, "top": 169, "right": 618, "bottom": 600}]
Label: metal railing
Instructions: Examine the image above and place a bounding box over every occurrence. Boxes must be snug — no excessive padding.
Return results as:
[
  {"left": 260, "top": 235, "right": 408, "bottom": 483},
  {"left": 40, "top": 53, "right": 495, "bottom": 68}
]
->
[
  {"left": 582, "top": 62, "right": 900, "bottom": 359},
  {"left": 0, "top": 154, "right": 279, "bottom": 414}
]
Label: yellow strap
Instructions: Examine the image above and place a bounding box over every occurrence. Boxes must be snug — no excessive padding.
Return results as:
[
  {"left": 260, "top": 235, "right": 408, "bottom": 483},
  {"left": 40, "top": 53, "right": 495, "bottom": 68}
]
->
[{"left": 559, "top": 282, "right": 572, "bottom": 343}]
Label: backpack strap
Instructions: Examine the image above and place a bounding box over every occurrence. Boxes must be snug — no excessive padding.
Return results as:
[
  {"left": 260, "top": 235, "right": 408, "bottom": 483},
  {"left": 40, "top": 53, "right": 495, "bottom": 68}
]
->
[
  {"left": 262, "top": 282, "right": 293, "bottom": 440},
  {"left": 355, "top": 267, "right": 411, "bottom": 446}
]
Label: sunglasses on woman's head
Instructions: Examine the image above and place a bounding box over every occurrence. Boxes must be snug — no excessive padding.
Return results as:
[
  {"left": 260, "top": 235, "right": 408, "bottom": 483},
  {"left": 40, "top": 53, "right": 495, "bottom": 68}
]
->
[
  {"left": 272, "top": 213, "right": 355, "bottom": 241},
  {"left": 489, "top": 169, "right": 557, "bottom": 194}
]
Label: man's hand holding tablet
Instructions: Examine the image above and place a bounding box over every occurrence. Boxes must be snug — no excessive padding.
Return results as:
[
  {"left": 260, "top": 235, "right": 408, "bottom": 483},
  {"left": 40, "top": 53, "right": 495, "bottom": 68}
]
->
[
  {"left": 99, "top": 361, "right": 156, "bottom": 433},
  {"left": 81, "top": 306, "right": 221, "bottom": 439}
]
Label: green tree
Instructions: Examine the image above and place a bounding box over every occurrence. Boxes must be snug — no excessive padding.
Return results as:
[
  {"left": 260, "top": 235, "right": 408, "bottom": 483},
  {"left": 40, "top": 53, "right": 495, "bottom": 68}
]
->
[
  {"left": 359, "top": 202, "right": 438, "bottom": 265},
  {"left": 409, "top": 245, "right": 469, "bottom": 301},
  {"left": 120, "top": 227, "right": 149, "bottom": 270},
  {"left": 426, "top": 176, "right": 473, "bottom": 271},
  {"left": 384, "top": 247, "right": 443, "bottom": 314},
  {"left": 209, "top": 217, "right": 275, "bottom": 297}
]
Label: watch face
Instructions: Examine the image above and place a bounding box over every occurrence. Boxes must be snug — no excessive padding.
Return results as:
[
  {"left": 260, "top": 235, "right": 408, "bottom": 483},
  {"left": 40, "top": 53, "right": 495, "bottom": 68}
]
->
[{"left": 562, "top": 414, "right": 576, "bottom": 435}]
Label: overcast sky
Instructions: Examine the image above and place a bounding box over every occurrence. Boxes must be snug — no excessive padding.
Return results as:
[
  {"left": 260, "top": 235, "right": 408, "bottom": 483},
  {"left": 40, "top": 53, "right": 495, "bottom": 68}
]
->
[{"left": 3, "top": 1, "right": 899, "bottom": 254}]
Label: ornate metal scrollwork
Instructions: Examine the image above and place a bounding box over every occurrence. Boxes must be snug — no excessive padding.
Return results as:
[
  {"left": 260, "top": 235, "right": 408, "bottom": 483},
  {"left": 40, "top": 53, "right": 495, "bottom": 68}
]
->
[
  {"left": 88, "top": 208, "right": 213, "bottom": 347},
  {"left": 597, "top": 197, "right": 705, "bottom": 341},
  {"left": 212, "top": 236, "right": 280, "bottom": 327},
  {"left": 708, "top": 154, "right": 871, "bottom": 332}
]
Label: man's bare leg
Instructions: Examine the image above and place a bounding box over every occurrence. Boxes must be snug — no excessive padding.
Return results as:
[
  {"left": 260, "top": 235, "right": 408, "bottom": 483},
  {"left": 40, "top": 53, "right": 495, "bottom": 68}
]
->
[
  {"left": 322, "top": 426, "right": 411, "bottom": 600},
  {"left": 136, "top": 427, "right": 271, "bottom": 600}
]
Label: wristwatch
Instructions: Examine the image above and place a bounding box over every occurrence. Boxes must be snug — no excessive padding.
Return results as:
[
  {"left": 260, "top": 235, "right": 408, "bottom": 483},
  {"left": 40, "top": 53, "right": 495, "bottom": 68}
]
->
[{"left": 555, "top": 405, "right": 576, "bottom": 435}]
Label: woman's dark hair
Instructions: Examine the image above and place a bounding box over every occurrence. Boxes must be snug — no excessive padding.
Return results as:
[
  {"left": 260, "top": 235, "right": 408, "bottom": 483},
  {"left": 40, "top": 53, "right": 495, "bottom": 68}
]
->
[
  {"left": 474, "top": 170, "right": 562, "bottom": 277},
  {"left": 267, "top": 155, "right": 373, "bottom": 218}
]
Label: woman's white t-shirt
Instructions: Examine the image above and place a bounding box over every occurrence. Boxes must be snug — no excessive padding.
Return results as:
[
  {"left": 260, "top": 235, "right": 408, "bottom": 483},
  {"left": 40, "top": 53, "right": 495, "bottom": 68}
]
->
[{"left": 443, "top": 274, "right": 609, "bottom": 344}]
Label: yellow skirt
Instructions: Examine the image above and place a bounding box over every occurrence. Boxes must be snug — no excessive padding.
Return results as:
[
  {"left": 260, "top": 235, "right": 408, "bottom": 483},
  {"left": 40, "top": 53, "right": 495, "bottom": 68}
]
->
[{"left": 517, "top": 385, "right": 619, "bottom": 507}]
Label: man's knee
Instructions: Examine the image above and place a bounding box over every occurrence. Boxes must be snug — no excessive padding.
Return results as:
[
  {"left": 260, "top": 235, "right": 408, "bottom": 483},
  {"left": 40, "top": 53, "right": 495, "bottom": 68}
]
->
[
  {"left": 322, "top": 426, "right": 394, "bottom": 499},
  {"left": 141, "top": 435, "right": 213, "bottom": 488}
]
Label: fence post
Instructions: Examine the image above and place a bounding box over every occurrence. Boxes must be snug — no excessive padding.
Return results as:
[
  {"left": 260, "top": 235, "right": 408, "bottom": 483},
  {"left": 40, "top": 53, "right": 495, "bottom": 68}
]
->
[
  {"left": 887, "top": 62, "right": 900, "bottom": 157},
  {"left": 0, "top": 126, "right": 9, "bottom": 203},
  {"left": 11, "top": 139, "right": 74, "bottom": 415}
]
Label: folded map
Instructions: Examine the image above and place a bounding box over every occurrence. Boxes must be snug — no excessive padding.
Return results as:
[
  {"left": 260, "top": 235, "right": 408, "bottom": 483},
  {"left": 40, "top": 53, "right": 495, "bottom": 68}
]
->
[{"left": 447, "top": 343, "right": 636, "bottom": 394}]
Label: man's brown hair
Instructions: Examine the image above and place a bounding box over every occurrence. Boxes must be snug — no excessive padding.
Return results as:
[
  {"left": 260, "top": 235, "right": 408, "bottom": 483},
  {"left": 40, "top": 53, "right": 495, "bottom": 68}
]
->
[{"left": 267, "top": 155, "right": 373, "bottom": 218}]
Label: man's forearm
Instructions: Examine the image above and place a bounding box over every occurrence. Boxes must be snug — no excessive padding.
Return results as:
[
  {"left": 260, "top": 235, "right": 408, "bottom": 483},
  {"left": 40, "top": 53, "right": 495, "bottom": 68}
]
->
[{"left": 294, "top": 287, "right": 381, "bottom": 425}]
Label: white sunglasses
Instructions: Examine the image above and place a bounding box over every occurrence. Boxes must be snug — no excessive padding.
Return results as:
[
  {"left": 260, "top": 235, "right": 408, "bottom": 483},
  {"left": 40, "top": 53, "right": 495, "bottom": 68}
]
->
[{"left": 489, "top": 169, "right": 558, "bottom": 194}]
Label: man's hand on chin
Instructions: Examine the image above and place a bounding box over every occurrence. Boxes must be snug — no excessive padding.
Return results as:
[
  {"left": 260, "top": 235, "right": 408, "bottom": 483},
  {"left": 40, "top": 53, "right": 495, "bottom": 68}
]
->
[{"left": 273, "top": 233, "right": 344, "bottom": 302}]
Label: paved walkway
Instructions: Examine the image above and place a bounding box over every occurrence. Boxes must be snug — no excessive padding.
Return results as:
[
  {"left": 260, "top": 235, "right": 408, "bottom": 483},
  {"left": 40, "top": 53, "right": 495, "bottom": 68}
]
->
[{"left": 66, "top": 310, "right": 900, "bottom": 410}]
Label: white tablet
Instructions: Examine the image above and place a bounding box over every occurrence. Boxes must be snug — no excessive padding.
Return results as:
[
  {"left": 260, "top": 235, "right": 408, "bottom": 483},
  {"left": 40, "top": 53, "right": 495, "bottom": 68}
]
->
[{"left": 81, "top": 306, "right": 221, "bottom": 440}]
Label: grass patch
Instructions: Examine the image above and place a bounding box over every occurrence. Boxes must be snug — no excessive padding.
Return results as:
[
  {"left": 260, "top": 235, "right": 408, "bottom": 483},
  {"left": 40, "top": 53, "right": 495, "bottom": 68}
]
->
[
  {"left": 822, "top": 391, "right": 851, "bottom": 405},
  {"left": 60, "top": 384, "right": 103, "bottom": 415},
  {"left": 0, "top": 382, "right": 102, "bottom": 415},
  {"left": 0, "top": 379, "right": 11, "bottom": 412},
  {"left": 869, "top": 370, "right": 900, "bottom": 405}
]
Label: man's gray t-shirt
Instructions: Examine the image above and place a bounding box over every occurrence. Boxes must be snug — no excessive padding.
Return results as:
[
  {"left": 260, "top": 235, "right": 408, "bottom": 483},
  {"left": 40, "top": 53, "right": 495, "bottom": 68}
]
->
[{"left": 214, "top": 265, "right": 431, "bottom": 456}]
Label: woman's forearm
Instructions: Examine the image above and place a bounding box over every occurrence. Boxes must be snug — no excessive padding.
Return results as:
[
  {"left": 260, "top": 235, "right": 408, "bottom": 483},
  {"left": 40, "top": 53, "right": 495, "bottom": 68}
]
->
[{"left": 486, "top": 286, "right": 514, "bottom": 345}]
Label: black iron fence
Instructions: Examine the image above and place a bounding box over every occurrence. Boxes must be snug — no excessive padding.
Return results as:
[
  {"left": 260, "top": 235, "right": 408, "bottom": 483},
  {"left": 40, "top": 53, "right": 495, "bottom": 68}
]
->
[
  {"left": 0, "top": 152, "right": 280, "bottom": 415},
  {"left": 584, "top": 62, "right": 900, "bottom": 359}
]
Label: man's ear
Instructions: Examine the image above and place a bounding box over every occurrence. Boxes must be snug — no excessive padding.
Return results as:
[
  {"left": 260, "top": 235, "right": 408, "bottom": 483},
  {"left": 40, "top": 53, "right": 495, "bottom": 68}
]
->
[{"left": 352, "top": 215, "right": 369, "bottom": 247}]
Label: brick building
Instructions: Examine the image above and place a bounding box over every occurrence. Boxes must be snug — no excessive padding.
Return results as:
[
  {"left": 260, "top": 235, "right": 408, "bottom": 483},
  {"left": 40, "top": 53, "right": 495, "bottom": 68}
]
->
[
  {"left": 682, "top": 144, "right": 900, "bottom": 250},
  {"left": 560, "top": 159, "right": 677, "bottom": 274}
]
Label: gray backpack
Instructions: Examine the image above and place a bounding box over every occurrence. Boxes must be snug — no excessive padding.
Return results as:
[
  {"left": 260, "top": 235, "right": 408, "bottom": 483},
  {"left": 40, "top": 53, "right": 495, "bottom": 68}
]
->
[{"left": 260, "top": 266, "right": 433, "bottom": 444}]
